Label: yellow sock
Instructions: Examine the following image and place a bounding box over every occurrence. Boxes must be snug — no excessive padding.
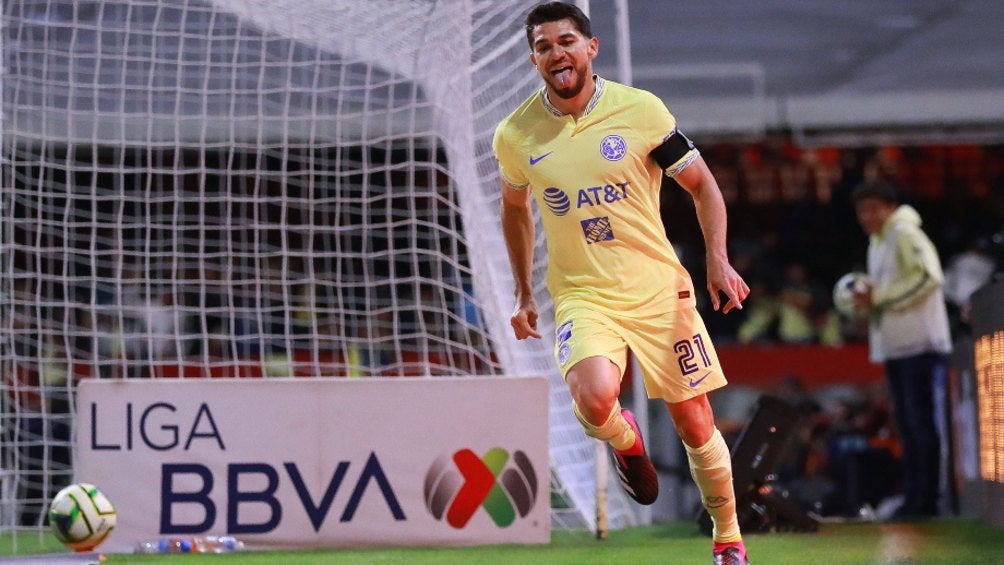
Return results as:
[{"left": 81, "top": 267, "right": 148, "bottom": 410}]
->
[
  {"left": 685, "top": 428, "right": 742, "bottom": 543},
  {"left": 572, "top": 401, "right": 636, "bottom": 452}
]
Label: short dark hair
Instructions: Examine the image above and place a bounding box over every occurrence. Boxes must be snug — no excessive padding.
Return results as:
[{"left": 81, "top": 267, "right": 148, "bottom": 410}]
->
[
  {"left": 525, "top": 2, "right": 592, "bottom": 49},
  {"left": 851, "top": 180, "right": 899, "bottom": 205}
]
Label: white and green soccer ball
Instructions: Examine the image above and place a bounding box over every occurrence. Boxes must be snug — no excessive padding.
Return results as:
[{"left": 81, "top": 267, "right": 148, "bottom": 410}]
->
[{"left": 48, "top": 483, "right": 117, "bottom": 552}]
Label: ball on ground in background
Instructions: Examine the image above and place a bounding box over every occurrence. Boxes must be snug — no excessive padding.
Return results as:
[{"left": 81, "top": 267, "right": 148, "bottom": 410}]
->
[
  {"left": 832, "top": 271, "right": 870, "bottom": 319},
  {"left": 48, "top": 483, "right": 117, "bottom": 552}
]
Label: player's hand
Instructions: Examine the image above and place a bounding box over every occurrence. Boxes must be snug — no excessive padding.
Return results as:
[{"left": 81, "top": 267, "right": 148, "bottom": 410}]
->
[
  {"left": 510, "top": 295, "right": 542, "bottom": 340},
  {"left": 706, "top": 259, "right": 750, "bottom": 314},
  {"left": 852, "top": 280, "right": 873, "bottom": 311}
]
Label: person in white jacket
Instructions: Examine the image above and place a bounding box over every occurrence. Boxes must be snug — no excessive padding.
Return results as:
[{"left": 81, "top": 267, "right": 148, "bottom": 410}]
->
[{"left": 852, "top": 180, "right": 952, "bottom": 519}]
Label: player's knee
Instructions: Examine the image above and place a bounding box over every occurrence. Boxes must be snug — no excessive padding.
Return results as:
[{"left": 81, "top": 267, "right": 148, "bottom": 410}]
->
[
  {"left": 579, "top": 396, "right": 619, "bottom": 425},
  {"left": 668, "top": 395, "right": 716, "bottom": 448},
  {"left": 566, "top": 357, "right": 621, "bottom": 424}
]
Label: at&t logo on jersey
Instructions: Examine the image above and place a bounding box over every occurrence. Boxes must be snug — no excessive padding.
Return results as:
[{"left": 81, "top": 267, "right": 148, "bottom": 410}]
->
[
  {"left": 424, "top": 447, "right": 539, "bottom": 529},
  {"left": 576, "top": 182, "right": 629, "bottom": 208},
  {"left": 600, "top": 134, "right": 627, "bottom": 161},
  {"left": 542, "top": 187, "right": 571, "bottom": 216},
  {"left": 540, "top": 183, "right": 630, "bottom": 217}
]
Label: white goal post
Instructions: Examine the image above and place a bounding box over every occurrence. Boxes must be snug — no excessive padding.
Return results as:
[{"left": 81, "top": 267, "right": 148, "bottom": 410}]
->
[{"left": 0, "top": 0, "right": 644, "bottom": 546}]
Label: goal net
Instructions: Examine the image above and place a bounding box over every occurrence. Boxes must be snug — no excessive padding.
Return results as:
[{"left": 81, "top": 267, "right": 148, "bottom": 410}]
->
[{"left": 0, "top": 0, "right": 642, "bottom": 543}]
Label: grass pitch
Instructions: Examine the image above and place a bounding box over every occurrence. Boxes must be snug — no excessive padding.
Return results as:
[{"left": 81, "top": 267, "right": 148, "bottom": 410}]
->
[{"left": 4, "top": 519, "right": 1004, "bottom": 564}]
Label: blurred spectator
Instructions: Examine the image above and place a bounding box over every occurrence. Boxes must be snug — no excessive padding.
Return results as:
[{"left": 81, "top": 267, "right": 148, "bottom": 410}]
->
[
  {"left": 259, "top": 256, "right": 295, "bottom": 377},
  {"left": 2, "top": 278, "right": 73, "bottom": 526},
  {"left": 775, "top": 262, "right": 824, "bottom": 344},
  {"left": 943, "top": 237, "right": 997, "bottom": 333},
  {"left": 736, "top": 263, "right": 841, "bottom": 346},
  {"left": 813, "top": 383, "right": 900, "bottom": 517},
  {"left": 187, "top": 262, "right": 234, "bottom": 360},
  {"left": 117, "top": 264, "right": 184, "bottom": 377},
  {"left": 736, "top": 277, "right": 781, "bottom": 344}
]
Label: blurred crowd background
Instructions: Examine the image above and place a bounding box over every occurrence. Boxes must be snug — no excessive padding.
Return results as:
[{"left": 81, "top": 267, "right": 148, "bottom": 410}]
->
[{"left": 667, "top": 139, "right": 1003, "bottom": 348}]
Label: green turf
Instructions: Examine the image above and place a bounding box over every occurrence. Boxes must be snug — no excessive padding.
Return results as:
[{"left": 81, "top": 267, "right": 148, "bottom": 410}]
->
[
  {"left": 0, "top": 529, "right": 68, "bottom": 556},
  {"left": 5, "top": 519, "right": 1004, "bottom": 564}
]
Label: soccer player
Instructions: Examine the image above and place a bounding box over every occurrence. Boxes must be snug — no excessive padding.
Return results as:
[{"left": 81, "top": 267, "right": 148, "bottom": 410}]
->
[{"left": 493, "top": 3, "right": 751, "bottom": 564}]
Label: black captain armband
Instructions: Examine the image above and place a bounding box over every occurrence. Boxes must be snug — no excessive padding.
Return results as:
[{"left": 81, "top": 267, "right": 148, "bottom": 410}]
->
[{"left": 651, "top": 129, "right": 699, "bottom": 177}]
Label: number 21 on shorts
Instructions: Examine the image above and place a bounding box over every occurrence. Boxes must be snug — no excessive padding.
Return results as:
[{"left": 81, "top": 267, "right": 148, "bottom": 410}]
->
[{"left": 673, "top": 334, "right": 712, "bottom": 376}]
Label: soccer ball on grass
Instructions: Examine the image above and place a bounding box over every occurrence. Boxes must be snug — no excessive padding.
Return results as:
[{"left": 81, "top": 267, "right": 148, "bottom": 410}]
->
[
  {"left": 832, "top": 271, "right": 870, "bottom": 319},
  {"left": 48, "top": 482, "right": 117, "bottom": 552}
]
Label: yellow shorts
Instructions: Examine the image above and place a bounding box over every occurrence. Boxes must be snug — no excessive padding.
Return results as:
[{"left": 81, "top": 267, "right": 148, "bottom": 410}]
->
[{"left": 553, "top": 302, "right": 727, "bottom": 403}]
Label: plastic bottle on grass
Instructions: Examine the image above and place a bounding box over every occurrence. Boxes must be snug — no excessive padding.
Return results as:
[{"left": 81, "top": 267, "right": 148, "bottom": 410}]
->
[{"left": 135, "top": 535, "right": 244, "bottom": 554}]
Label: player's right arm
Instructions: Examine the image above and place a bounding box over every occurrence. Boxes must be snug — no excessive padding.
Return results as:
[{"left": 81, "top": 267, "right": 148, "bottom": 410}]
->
[{"left": 500, "top": 180, "right": 541, "bottom": 340}]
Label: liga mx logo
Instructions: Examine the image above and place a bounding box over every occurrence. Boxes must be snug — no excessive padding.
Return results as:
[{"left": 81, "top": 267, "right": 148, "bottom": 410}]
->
[
  {"left": 600, "top": 134, "right": 627, "bottom": 161},
  {"left": 424, "top": 447, "right": 539, "bottom": 529}
]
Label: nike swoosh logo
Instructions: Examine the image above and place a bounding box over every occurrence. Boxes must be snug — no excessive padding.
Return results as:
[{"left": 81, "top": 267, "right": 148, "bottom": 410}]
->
[
  {"left": 689, "top": 371, "right": 711, "bottom": 388},
  {"left": 529, "top": 151, "right": 553, "bottom": 165}
]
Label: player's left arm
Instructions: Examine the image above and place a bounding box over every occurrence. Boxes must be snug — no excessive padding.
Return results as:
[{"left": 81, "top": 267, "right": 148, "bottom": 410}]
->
[
  {"left": 646, "top": 94, "right": 748, "bottom": 313},
  {"left": 672, "top": 155, "right": 750, "bottom": 314}
]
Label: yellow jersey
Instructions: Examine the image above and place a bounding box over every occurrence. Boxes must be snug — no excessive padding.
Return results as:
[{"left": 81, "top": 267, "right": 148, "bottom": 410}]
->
[{"left": 493, "top": 77, "right": 698, "bottom": 315}]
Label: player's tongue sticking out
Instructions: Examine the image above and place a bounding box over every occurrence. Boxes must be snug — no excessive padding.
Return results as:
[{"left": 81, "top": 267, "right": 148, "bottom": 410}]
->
[{"left": 553, "top": 67, "right": 573, "bottom": 89}]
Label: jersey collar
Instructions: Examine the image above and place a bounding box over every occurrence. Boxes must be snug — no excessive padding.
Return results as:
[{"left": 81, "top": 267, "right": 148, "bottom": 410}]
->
[{"left": 540, "top": 75, "right": 605, "bottom": 118}]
